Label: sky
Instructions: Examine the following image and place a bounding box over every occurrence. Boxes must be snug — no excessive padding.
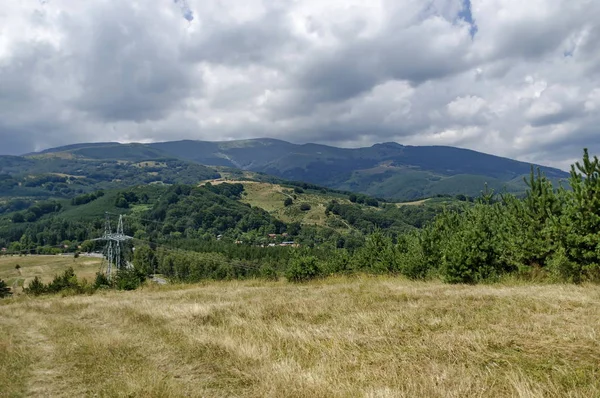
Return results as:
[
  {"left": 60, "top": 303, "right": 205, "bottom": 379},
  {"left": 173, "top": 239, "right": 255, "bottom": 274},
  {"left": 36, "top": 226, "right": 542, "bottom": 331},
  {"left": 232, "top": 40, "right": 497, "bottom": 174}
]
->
[{"left": 0, "top": 0, "right": 599, "bottom": 170}]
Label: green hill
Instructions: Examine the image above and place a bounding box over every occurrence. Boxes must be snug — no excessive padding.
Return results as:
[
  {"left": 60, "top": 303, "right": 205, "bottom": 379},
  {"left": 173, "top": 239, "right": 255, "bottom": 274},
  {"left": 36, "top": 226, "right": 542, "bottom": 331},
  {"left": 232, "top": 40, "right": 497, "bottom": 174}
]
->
[{"left": 30, "top": 139, "right": 569, "bottom": 200}]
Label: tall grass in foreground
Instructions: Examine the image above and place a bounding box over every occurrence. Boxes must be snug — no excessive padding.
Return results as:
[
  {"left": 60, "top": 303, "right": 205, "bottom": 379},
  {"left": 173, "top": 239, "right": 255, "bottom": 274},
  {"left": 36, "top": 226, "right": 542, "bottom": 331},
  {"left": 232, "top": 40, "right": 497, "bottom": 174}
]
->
[{"left": 1, "top": 276, "right": 600, "bottom": 397}]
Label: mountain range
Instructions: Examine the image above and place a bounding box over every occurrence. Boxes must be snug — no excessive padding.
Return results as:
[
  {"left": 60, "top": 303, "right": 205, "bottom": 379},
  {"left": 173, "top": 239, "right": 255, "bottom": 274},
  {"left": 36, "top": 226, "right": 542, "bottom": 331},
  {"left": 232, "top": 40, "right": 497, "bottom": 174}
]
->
[{"left": 23, "top": 138, "right": 568, "bottom": 201}]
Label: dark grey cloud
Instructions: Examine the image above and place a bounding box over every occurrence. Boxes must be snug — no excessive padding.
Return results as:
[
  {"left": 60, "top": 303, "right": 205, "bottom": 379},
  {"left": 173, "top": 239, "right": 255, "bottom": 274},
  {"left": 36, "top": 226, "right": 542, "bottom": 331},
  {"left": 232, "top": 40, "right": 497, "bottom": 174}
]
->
[
  {"left": 65, "top": 2, "right": 197, "bottom": 122},
  {"left": 0, "top": 0, "right": 599, "bottom": 170},
  {"left": 181, "top": 8, "right": 297, "bottom": 67}
]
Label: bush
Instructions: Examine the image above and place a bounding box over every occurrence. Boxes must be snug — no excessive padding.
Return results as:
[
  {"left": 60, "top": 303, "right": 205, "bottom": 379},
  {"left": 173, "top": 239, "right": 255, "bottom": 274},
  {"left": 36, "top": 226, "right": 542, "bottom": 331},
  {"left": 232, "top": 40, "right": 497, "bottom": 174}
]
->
[
  {"left": 284, "top": 198, "right": 293, "bottom": 207},
  {"left": 260, "top": 264, "right": 278, "bottom": 281},
  {"left": 285, "top": 256, "right": 322, "bottom": 283},
  {"left": 0, "top": 279, "right": 12, "bottom": 298},
  {"left": 547, "top": 248, "right": 582, "bottom": 283},
  {"left": 300, "top": 203, "right": 311, "bottom": 211},
  {"left": 46, "top": 267, "right": 80, "bottom": 294},
  {"left": 94, "top": 272, "right": 111, "bottom": 289}
]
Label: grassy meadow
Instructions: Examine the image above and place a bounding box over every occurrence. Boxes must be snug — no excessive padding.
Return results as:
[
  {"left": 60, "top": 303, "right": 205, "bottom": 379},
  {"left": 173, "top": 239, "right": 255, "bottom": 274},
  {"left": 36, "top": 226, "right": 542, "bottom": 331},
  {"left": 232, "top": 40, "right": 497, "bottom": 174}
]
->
[
  {"left": 1, "top": 276, "right": 600, "bottom": 397},
  {"left": 0, "top": 255, "right": 102, "bottom": 293},
  {"left": 202, "top": 179, "right": 352, "bottom": 228}
]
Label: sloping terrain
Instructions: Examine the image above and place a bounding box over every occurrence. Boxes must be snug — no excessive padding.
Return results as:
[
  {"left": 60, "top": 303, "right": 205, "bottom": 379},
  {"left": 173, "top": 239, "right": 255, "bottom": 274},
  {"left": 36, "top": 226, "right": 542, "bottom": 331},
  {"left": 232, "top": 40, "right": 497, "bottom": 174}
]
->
[
  {"left": 1, "top": 277, "right": 599, "bottom": 397},
  {"left": 30, "top": 139, "right": 569, "bottom": 200}
]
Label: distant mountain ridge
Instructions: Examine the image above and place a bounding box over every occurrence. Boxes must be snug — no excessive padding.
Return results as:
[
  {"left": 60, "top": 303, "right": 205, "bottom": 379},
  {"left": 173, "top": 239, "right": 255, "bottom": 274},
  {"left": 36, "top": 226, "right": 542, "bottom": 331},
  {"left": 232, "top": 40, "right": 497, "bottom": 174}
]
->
[{"left": 27, "top": 138, "right": 569, "bottom": 200}]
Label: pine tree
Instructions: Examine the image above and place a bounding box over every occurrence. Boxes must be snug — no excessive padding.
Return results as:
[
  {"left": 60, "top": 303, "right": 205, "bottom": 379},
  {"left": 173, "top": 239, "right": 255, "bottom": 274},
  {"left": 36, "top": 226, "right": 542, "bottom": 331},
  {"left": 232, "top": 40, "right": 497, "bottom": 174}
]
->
[
  {"left": 519, "top": 167, "right": 561, "bottom": 266},
  {"left": 562, "top": 148, "right": 600, "bottom": 280}
]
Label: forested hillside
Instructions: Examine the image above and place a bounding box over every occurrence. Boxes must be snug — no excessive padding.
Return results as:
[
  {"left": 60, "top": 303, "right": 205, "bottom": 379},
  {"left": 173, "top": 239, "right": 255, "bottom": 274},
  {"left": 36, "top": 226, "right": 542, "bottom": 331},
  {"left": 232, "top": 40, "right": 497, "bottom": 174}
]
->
[
  {"left": 0, "top": 149, "right": 598, "bottom": 296},
  {"left": 29, "top": 138, "right": 569, "bottom": 200},
  {"left": 0, "top": 155, "right": 220, "bottom": 199}
]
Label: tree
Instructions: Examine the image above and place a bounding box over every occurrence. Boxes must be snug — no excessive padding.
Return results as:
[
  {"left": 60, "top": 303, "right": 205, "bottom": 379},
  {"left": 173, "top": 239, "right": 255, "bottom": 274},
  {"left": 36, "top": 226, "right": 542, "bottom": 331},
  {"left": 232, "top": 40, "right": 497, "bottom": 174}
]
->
[
  {"left": 133, "top": 245, "right": 158, "bottom": 275},
  {"left": 561, "top": 148, "right": 600, "bottom": 280},
  {"left": 11, "top": 212, "right": 25, "bottom": 223},
  {"left": 0, "top": 279, "right": 12, "bottom": 298},
  {"left": 24, "top": 276, "right": 45, "bottom": 296},
  {"left": 285, "top": 256, "right": 321, "bottom": 282},
  {"left": 284, "top": 198, "right": 293, "bottom": 207},
  {"left": 349, "top": 194, "right": 357, "bottom": 203}
]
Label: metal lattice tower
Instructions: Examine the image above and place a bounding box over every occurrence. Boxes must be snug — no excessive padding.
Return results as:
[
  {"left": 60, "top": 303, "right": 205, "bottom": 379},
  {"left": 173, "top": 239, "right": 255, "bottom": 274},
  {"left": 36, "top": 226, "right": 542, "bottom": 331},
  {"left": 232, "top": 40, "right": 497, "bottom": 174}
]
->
[{"left": 93, "top": 213, "right": 133, "bottom": 278}]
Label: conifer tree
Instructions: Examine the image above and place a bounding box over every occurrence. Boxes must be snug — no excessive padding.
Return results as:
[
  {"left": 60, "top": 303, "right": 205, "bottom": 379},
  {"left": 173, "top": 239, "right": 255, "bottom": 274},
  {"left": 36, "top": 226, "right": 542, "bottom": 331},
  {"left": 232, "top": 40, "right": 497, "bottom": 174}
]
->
[{"left": 562, "top": 149, "right": 600, "bottom": 280}]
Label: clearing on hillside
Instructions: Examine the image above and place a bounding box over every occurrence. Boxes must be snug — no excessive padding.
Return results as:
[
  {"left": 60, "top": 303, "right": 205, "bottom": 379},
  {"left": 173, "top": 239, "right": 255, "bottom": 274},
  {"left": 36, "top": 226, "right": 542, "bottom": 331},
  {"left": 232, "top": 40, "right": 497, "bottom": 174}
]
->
[
  {"left": 0, "top": 255, "right": 102, "bottom": 293},
  {"left": 1, "top": 277, "right": 599, "bottom": 397},
  {"left": 200, "top": 180, "right": 352, "bottom": 228}
]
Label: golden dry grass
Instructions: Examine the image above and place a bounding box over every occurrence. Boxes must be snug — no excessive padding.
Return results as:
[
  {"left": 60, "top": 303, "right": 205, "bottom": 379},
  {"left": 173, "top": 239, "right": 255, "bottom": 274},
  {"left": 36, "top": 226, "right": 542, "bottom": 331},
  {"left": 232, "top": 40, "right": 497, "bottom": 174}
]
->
[
  {"left": 395, "top": 199, "right": 430, "bottom": 207},
  {"left": 0, "top": 255, "right": 102, "bottom": 293},
  {"left": 1, "top": 276, "right": 600, "bottom": 397}
]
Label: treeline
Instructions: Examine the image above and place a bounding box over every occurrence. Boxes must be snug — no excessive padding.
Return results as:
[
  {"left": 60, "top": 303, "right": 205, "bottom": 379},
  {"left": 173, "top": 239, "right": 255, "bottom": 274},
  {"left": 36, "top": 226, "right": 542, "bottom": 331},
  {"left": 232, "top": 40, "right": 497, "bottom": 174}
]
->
[
  {"left": 9, "top": 149, "right": 600, "bottom": 290},
  {"left": 23, "top": 267, "right": 145, "bottom": 296},
  {"left": 10, "top": 201, "right": 63, "bottom": 223},
  {"left": 334, "top": 149, "right": 600, "bottom": 283},
  {"left": 126, "top": 149, "right": 600, "bottom": 285},
  {"left": 71, "top": 190, "right": 105, "bottom": 206}
]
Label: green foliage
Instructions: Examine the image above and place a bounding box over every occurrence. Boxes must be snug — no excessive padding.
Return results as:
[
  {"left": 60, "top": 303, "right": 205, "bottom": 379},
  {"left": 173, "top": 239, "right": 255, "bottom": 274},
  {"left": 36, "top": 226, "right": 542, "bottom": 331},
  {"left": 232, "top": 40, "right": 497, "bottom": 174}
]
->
[
  {"left": 320, "top": 249, "right": 353, "bottom": 275},
  {"left": 284, "top": 197, "right": 293, "bottom": 207},
  {"left": 352, "top": 232, "right": 399, "bottom": 274},
  {"left": 396, "top": 233, "right": 429, "bottom": 279},
  {"left": 115, "top": 268, "right": 146, "bottom": 291},
  {"left": 94, "top": 272, "right": 111, "bottom": 289},
  {"left": 259, "top": 264, "right": 278, "bottom": 281},
  {"left": 562, "top": 149, "right": 600, "bottom": 280},
  {"left": 46, "top": 267, "right": 81, "bottom": 294},
  {"left": 0, "top": 279, "right": 12, "bottom": 298},
  {"left": 1, "top": 148, "right": 598, "bottom": 287},
  {"left": 438, "top": 206, "right": 505, "bottom": 283},
  {"left": 547, "top": 247, "right": 581, "bottom": 283},
  {"left": 115, "top": 191, "right": 139, "bottom": 209},
  {"left": 285, "top": 256, "right": 322, "bottom": 283},
  {"left": 24, "top": 276, "right": 46, "bottom": 296},
  {"left": 300, "top": 203, "right": 311, "bottom": 211},
  {"left": 10, "top": 201, "right": 62, "bottom": 223},
  {"left": 71, "top": 190, "right": 105, "bottom": 206},
  {"left": 133, "top": 245, "right": 157, "bottom": 275}
]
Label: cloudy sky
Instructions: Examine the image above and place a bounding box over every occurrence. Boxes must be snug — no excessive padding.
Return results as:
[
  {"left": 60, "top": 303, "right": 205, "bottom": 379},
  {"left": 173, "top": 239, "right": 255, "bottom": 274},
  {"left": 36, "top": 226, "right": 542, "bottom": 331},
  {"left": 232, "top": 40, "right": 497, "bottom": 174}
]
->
[{"left": 1, "top": 0, "right": 599, "bottom": 169}]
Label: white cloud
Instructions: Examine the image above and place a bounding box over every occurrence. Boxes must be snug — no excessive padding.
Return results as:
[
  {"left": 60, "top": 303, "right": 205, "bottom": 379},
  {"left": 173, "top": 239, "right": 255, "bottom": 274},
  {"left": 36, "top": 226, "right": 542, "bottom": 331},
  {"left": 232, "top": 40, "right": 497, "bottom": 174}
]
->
[{"left": 0, "top": 0, "right": 598, "bottom": 170}]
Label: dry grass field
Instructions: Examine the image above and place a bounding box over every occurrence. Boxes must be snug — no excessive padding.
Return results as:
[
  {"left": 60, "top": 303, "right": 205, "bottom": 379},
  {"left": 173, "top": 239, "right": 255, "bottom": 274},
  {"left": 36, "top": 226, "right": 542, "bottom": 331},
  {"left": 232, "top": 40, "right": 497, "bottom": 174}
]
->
[
  {"left": 0, "top": 255, "right": 102, "bottom": 293},
  {"left": 1, "top": 276, "right": 599, "bottom": 397}
]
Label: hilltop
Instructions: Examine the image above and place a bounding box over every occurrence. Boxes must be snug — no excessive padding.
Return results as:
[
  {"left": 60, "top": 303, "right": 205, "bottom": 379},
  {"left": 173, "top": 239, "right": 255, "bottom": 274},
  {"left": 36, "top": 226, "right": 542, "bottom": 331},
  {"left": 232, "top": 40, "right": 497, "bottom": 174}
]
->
[{"left": 26, "top": 138, "right": 569, "bottom": 201}]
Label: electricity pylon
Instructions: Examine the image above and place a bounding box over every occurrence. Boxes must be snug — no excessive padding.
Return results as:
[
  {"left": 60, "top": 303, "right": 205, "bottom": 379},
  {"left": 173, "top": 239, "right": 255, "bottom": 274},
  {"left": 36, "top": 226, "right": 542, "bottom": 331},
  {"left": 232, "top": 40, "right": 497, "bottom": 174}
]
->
[{"left": 93, "top": 213, "right": 133, "bottom": 278}]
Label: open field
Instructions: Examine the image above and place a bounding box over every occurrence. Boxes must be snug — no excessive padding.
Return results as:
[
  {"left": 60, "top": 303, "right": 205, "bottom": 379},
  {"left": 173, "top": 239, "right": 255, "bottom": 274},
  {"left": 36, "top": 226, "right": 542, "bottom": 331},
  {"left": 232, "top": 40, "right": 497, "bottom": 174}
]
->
[
  {"left": 1, "top": 277, "right": 600, "bottom": 397},
  {"left": 395, "top": 199, "right": 430, "bottom": 207},
  {"left": 0, "top": 255, "right": 102, "bottom": 293}
]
